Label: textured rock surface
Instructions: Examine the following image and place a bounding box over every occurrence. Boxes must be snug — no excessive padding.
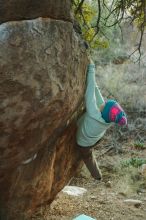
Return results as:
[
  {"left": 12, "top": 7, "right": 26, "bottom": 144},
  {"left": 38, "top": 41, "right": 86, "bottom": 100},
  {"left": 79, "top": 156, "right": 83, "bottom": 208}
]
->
[
  {"left": 0, "top": 0, "right": 72, "bottom": 24},
  {"left": 0, "top": 17, "right": 87, "bottom": 219}
]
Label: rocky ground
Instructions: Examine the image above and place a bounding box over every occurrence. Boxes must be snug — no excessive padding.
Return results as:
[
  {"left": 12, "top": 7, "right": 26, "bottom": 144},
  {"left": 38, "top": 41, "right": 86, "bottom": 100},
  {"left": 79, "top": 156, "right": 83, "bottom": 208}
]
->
[{"left": 32, "top": 135, "right": 146, "bottom": 220}]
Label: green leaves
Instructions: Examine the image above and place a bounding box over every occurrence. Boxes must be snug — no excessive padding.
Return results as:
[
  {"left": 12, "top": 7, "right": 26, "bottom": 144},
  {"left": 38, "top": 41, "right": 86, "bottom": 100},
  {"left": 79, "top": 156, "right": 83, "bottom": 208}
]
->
[
  {"left": 72, "top": 0, "right": 109, "bottom": 49},
  {"left": 72, "top": 0, "right": 146, "bottom": 60},
  {"left": 134, "top": 141, "right": 146, "bottom": 150},
  {"left": 121, "top": 158, "right": 146, "bottom": 168}
]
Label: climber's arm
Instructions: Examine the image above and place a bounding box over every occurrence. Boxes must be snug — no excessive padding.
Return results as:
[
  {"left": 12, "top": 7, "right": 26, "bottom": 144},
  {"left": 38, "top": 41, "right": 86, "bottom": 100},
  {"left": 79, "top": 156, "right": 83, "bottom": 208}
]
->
[
  {"left": 95, "top": 85, "right": 105, "bottom": 108},
  {"left": 85, "top": 64, "right": 100, "bottom": 116}
]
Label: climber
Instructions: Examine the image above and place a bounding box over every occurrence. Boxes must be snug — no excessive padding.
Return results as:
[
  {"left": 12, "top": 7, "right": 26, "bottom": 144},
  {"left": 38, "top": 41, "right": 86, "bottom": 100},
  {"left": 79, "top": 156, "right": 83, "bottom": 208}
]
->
[{"left": 76, "top": 59, "right": 127, "bottom": 181}]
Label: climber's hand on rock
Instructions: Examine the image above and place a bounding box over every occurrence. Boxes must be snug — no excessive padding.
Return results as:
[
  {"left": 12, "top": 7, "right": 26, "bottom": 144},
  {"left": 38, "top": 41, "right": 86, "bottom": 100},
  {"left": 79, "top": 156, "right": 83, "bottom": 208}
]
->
[{"left": 88, "top": 57, "right": 94, "bottom": 65}]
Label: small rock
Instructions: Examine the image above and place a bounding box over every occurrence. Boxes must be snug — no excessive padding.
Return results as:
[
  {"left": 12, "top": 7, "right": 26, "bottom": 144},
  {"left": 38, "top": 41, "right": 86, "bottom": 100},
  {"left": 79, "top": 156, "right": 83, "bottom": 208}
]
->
[
  {"left": 105, "top": 181, "right": 112, "bottom": 188},
  {"left": 90, "top": 196, "right": 96, "bottom": 199},
  {"left": 118, "top": 192, "right": 127, "bottom": 197},
  {"left": 62, "top": 186, "right": 87, "bottom": 196},
  {"left": 124, "top": 199, "right": 143, "bottom": 208}
]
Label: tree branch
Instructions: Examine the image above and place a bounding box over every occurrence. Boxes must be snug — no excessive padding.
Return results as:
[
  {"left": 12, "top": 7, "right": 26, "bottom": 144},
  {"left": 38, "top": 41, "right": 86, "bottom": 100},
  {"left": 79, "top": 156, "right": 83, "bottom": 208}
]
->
[{"left": 75, "top": 0, "right": 85, "bottom": 15}]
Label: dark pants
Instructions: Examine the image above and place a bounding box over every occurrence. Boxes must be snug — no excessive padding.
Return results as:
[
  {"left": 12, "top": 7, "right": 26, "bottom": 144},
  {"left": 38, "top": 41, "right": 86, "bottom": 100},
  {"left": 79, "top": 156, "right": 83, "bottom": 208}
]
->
[{"left": 78, "top": 143, "right": 102, "bottom": 180}]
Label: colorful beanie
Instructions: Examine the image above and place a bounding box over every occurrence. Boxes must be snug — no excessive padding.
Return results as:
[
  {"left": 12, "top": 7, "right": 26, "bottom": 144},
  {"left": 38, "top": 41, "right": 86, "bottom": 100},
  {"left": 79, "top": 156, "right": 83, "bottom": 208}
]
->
[{"left": 101, "top": 99, "right": 127, "bottom": 126}]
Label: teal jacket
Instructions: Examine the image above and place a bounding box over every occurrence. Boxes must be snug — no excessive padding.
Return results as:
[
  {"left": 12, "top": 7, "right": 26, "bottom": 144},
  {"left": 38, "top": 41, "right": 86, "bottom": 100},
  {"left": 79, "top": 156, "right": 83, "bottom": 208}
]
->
[{"left": 76, "top": 64, "right": 112, "bottom": 147}]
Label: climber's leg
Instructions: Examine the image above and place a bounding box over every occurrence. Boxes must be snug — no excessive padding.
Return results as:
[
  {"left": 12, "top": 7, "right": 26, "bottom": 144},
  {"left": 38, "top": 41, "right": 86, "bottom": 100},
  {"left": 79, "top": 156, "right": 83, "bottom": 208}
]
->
[{"left": 78, "top": 146, "right": 102, "bottom": 180}]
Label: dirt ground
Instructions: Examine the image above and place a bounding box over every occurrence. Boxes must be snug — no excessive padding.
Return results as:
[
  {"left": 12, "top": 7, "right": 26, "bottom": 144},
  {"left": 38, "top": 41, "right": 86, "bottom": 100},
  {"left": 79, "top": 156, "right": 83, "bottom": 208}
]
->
[{"left": 32, "top": 138, "right": 146, "bottom": 220}]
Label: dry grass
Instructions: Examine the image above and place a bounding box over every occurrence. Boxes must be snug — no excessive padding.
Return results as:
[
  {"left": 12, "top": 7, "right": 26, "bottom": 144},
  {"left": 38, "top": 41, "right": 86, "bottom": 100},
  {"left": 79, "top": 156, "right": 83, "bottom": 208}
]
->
[{"left": 95, "top": 62, "right": 146, "bottom": 111}]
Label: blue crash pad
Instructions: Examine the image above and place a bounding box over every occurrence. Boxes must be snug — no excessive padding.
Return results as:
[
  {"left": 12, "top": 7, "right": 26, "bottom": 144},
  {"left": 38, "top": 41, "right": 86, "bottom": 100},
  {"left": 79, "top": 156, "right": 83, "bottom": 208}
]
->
[{"left": 73, "top": 214, "right": 96, "bottom": 220}]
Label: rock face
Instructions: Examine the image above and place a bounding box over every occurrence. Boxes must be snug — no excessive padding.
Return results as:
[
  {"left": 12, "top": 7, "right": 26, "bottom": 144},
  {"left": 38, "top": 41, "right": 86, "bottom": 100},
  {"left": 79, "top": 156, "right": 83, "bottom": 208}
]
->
[
  {"left": 0, "top": 1, "right": 88, "bottom": 219},
  {"left": 0, "top": 0, "right": 72, "bottom": 24}
]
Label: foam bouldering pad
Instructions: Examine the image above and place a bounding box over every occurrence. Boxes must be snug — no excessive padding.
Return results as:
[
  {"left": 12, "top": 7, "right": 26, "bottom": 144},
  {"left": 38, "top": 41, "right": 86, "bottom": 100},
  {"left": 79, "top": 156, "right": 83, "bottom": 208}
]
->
[{"left": 73, "top": 214, "right": 96, "bottom": 220}]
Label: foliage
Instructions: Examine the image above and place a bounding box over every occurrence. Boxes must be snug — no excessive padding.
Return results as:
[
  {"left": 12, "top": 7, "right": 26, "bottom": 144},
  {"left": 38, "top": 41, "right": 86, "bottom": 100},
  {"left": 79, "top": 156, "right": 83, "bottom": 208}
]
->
[
  {"left": 72, "top": 0, "right": 109, "bottom": 49},
  {"left": 121, "top": 158, "right": 146, "bottom": 168},
  {"left": 133, "top": 141, "right": 145, "bottom": 150},
  {"left": 72, "top": 0, "right": 146, "bottom": 60},
  {"left": 128, "top": 0, "right": 146, "bottom": 28}
]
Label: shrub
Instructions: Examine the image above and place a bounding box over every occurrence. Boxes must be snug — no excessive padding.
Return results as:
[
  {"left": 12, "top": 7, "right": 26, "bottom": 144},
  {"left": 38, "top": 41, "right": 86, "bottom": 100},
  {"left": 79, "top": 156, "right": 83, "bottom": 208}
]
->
[
  {"left": 121, "top": 158, "right": 146, "bottom": 168},
  {"left": 133, "top": 141, "right": 145, "bottom": 150}
]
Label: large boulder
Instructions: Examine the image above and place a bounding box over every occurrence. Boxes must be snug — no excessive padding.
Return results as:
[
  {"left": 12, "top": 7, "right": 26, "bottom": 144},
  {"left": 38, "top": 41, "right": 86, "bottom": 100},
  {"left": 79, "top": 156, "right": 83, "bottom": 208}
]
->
[
  {"left": 0, "top": 0, "right": 72, "bottom": 24},
  {"left": 0, "top": 4, "right": 88, "bottom": 220}
]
